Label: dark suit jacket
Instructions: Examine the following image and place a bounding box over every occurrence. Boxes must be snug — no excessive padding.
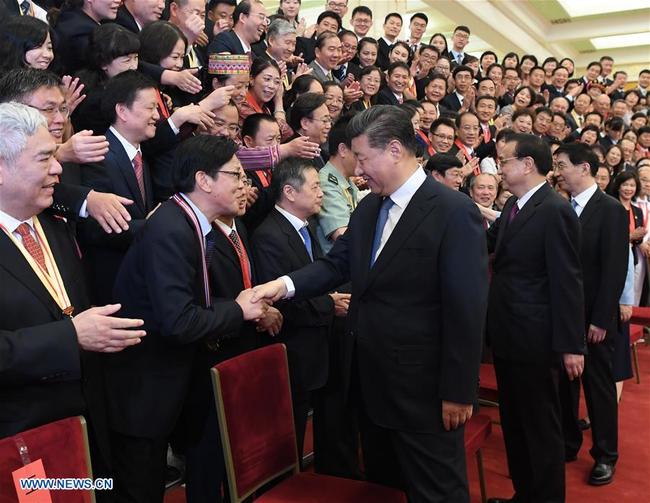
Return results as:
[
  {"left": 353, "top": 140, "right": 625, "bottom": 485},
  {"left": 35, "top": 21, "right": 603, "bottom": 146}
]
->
[
  {"left": 53, "top": 8, "right": 99, "bottom": 75},
  {"left": 0, "top": 213, "right": 89, "bottom": 437},
  {"left": 207, "top": 30, "right": 246, "bottom": 55},
  {"left": 114, "top": 4, "right": 140, "bottom": 33},
  {"left": 440, "top": 92, "right": 463, "bottom": 112},
  {"left": 295, "top": 36, "right": 316, "bottom": 65},
  {"left": 105, "top": 199, "right": 244, "bottom": 438},
  {"left": 376, "top": 87, "right": 400, "bottom": 105},
  {"left": 486, "top": 183, "right": 586, "bottom": 363},
  {"left": 252, "top": 208, "right": 334, "bottom": 392},
  {"left": 1, "top": 0, "right": 18, "bottom": 15},
  {"left": 578, "top": 189, "right": 628, "bottom": 338},
  {"left": 287, "top": 176, "right": 488, "bottom": 433},
  {"left": 377, "top": 38, "right": 391, "bottom": 71},
  {"left": 78, "top": 129, "right": 154, "bottom": 305}
]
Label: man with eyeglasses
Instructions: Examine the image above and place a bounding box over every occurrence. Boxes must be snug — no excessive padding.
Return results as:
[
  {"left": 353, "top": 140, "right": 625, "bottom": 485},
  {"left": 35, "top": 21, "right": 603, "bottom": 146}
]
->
[
  {"left": 486, "top": 134, "right": 585, "bottom": 503},
  {"left": 106, "top": 135, "right": 268, "bottom": 503},
  {"left": 350, "top": 5, "right": 372, "bottom": 40},
  {"left": 429, "top": 117, "right": 456, "bottom": 154},
  {"left": 499, "top": 67, "right": 521, "bottom": 108},
  {"left": 449, "top": 25, "right": 471, "bottom": 68},
  {"left": 0, "top": 67, "right": 135, "bottom": 236},
  {"left": 324, "top": 0, "right": 348, "bottom": 24},
  {"left": 407, "top": 13, "right": 428, "bottom": 58},
  {"left": 334, "top": 30, "right": 361, "bottom": 81},
  {"left": 208, "top": 0, "right": 268, "bottom": 56},
  {"left": 288, "top": 93, "right": 332, "bottom": 169}
]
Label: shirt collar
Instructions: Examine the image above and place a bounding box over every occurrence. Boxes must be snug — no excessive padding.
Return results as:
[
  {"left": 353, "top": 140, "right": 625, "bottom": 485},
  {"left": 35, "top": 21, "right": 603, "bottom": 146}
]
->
[
  {"left": 0, "top": 209, "right": 33, "bottom": 234},
  {"left": 234, "top": 31, "right": 251, "bottom": 53},
  {"left": 179, "top": 193, "right": 212, "bottom": 238},
  {"left": 314, "top": 59, "right": 331, "bottom": 77},
  {"left": 214, "top": 218, "right": 238, "bottom": 236},
  {"left": 455, "top": 91, "right": 464, "bottom": 102},
  {"left": 109, "top": 126, "right": 139, "bottom": 162},
  {"left": 275, "top": 204, "right": 308, "bottom": 234},
  {"left": 517, "top": 180, "right": 547, "bottom": 210},
  {"left": 388, "top": 167, "right": 427, "bottom": 209},
  {"left": 572, "top": 183, "right": 598, "bottom": 210}
]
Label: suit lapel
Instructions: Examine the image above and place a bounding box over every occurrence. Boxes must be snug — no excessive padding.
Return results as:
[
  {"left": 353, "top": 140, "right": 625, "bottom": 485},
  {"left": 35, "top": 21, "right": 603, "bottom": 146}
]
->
[
  {"left": 107, "top": 130, "right": 145, "bottom": 213},
  {"left": 578, "top": 188, "right": 602, "bottom": 226},
  {"left": 356, "top": 195, "right": 382, "bottom": 291},
  {"left": 364, "top": 178, "right": 438, "bottom": 290},
  {"left": 0, "top": 225, "right": 63, "bottom": 319},
  {"left": 272, "top": 210, "right": 312, "bottom": 265},
  {"left": 495, "top": 195, "right": 516, "bottom": 254},
  {"left": 501, "top": 183, "right": 551, "bottom": 245}
]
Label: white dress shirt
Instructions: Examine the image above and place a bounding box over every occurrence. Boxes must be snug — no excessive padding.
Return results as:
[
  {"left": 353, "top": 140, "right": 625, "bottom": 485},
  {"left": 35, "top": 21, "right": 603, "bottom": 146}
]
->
[
  {"left": 109, "top": 126, "right": 140, "bottom": 165},
  {"left": 570, "top": 183, "right": 598, "bottom": 218},
  {"left": 179, "top": 193, "right": 212, "bottom": 243},
  {"left": 275, "top": 205, "right": 310, "bottom": 245},
  {"left": 516, "top": 180, "right": 547, "bottom": 211},
  {"left": 0, "top": 209, "right": 36, "bottom": 241}
]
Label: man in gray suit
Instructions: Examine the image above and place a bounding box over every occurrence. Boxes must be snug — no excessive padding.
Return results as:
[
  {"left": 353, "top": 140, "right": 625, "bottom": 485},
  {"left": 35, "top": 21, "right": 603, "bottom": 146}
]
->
[{"left": 308, "top": 32, "right": 342, "bottom": 84}]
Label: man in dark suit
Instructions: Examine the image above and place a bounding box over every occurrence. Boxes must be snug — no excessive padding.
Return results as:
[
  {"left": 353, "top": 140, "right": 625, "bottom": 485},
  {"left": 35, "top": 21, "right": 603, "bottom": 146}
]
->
[
  {"left": 252, "top": 106, "right": 488, "bottom": 502},
  {"left": 334, "top": 30, "right": 362, "bottom": 81},
  {"left": 376, "top": 62, "right": 410, "bottom": 105},
  {"left": 181, "top": 149, "right": 282, "bottom": 503},
  {"left": 486, "top": 134, "right": 586, "bottom": 503},
  {"left": 294, "top": 10, "right": 341, "bottom": 65},
  {"left": 207, "top": 0, "right": 267, "bottom": 56},
  {"left": 105, "top": 135, "right": 268, "bottom": 503},
  {"left": 287, "top": 93, "right": 332, "bottom": 170},
  {"left": 308, "top": 32, "right": 342, "bottom": 84},
  {"left": 79, "top": 71, "right": 157, "bottom": 305},
  {"left": 376, "top": 12, "right": 402, "bottom": 71},
  {"left": 0, "top": 102, "right": 144, "bottom": 463},
  {"left": 263, "top": 18, "right": 298, "bottom": 90},
  {"left": 554, "top": 143, "right": 628, "bottom": 486},
  {"left": 440, "top": 65, "right": 474, "bottom": 112},
  {"left": 449, "top": 26, "right": 471, "bottom": 68},
  {"left": 252, "top": 158, "right": 348, "bottom": 463},
  {"left": 115, "top": 0, "right": 165, "bottom": 33}
]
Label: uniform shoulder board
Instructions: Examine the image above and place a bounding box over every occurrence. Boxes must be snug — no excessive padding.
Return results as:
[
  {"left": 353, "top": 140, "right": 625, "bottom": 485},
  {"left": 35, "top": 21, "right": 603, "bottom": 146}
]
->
[{"left": 327, "top": 173, "right": 339, "bottom": 185}]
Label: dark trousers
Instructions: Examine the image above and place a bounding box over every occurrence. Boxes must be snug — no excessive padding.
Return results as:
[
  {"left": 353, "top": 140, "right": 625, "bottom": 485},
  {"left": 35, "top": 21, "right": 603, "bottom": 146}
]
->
[
  {"left": 559, "top": 336, "right": 618, "bottom": 464},
  {"left": 109, "top": 430, "right": 168, "bottom": 503},
  {"left": 494, "top": 357, "right": 565, "bottom": 503},
  {"left": 359, "top": 408, "right": 469, "bottom": 503}
]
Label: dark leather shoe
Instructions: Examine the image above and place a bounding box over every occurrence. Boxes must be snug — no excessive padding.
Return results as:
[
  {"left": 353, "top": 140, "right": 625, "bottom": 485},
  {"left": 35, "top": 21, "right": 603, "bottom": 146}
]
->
[{"left": 588, "top": 463, "right": 615, "bottom": 485}]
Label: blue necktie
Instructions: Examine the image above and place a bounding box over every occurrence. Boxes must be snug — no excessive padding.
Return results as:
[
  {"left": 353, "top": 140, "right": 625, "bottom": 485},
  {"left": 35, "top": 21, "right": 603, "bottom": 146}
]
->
[
  {"left": 370, "top": 197, "right": 395, "bottom": 266},
  {"left": 205, "top": 229, "right": 217, "bottom": 267},
  {"left": 20, "top": 0, "right": 30, "bottom": 15},
  {"left": 571, "top": 199, "right": 579, "bottom": 213},
  {"left": 299, "top": 226, "right": 313, "bottom": 261}
]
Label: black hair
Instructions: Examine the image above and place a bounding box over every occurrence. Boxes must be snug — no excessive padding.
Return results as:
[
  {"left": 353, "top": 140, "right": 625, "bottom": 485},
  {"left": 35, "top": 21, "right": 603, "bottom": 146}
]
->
[
  {"left": 452, "top": 65, "right": 473, "bottom": 79},
  {"left": 241, "top": 112, "right": 277, "bottom": 142},
  {"left": 250, "top": 56, "right": 281, "bottom": 79},
  {"left": 386, "top": 61, "right": 410, "bottom": 75},
  {"left": 428, "top": 33, "right": 448, "bottom": 55},
  {"left": 283, "top": 74, "right": 321, "bottom": 109},
  {"left": 426, "top": 153, "right": 462, "bottom": 174},
  {"left": 139, "top": 21, "right": 186, "bottom": 66},
  {"left": 271, "top": 157, "right": 318, "bottom": 202},
  {"left": 508, "top": 133, "right": 553, "bottom": 175},
  {"left": 503, "top": 52, "right": 519, "bottom": 66},
  {"left": 347, "top": 105, "right": 417, "bottom": 155},
  {"left": 430, "top": 117, "right": 456, "bottom": 134},
  {"left": 100, "top": 70, "right": 157, "bottom": 125},
  {"left": 317, "top": 10, "right": 342, "bottom": 30},
  {"left": 410, "top": 12, "right": 428, "bottom": 25},
  {"left": 315, "top": 31, "right": 339, "bottom": 50},
  {"left": 328, "top": 114, "right": 353, "bottom": 154},
  {"left": 608, "top": 170, "right": 640, "bottom": 200},
  {"left": 0, "top": 68, "right": 61, "bottom": 103},
  {"left": 351, "top": 6, "right": 372, "bottom": 18},
  {"left": 172, "top": 135, "right": 240, "bottom": 193},
  {"left": 0, "top": 16, "right": 52, "bottom": 72},
  {"left": 289, "top": 92, "right": 328, "bottom": 132},
  {"left": 383, "top": 12, "right": 402, "bottom": 24},
  {"left": 453, "top": 25, "right": 470, "bottom": 35},
  {"left": 555, "top": 142, "right": 599, "bottom": 177},
  {"left": 88, "top": 24, "right": 140, "bottom": 70}
]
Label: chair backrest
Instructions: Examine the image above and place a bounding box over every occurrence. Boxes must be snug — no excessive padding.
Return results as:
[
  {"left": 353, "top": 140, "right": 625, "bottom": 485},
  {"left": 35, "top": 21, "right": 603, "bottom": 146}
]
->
[
  {"left": 212, "top": 344, "right": 298, "bottom": 503},
  {"left": 0, "top": 416, "right": 94, "bottom": 503}
]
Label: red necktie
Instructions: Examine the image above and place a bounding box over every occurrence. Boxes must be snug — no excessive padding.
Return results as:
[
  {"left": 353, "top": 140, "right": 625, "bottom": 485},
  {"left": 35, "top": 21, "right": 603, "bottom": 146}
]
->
[
  {"left": 508, "top": 203, "right": 520, "bottom": 223},
  {"left": 132, "top": 152, "right": 146, "bottom": 202},
  {"left": 229, "top": 230, "right": 252, "bottom": 289},
  {"left": 16, "top": 223, "right": 48, "bottom": 273}
]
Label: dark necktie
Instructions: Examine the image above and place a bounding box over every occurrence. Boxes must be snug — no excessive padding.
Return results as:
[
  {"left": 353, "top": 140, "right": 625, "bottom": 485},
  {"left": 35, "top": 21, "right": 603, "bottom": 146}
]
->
[
  {"left": 298, "top": 226, "right": 313, "bottom": 261},
  {"left": 229, "top": 229, "right": 252, "bottom": 288},
  {"left": 508, "top": 202, "right": 520, "bottom": 223},
  {"left": 333, "top": 65, "right": 346, "bottom": 81},
  {"left": 20, "top": 0, "right": 30, "bottom": 15},
  {"left": 205, "top": 229, "right": 217, "bottom": 267},
  {"left": 132, "top": 151, "right": 146, "bottom": 202},
  {"left": 16, "top": 223, "right": 48, "bottom": 273},
  {"left": 370, "top": 197, "right": 395, "bottom": 266},
  {"left": 571, "top": 199, "right": 579, "bottom": 213}
]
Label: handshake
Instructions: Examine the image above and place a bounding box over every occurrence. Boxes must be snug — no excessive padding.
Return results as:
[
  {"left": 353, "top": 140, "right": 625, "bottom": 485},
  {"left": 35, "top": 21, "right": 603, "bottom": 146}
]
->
[{"left": 235, "top": 280, "right": 288, "bottom": 337}]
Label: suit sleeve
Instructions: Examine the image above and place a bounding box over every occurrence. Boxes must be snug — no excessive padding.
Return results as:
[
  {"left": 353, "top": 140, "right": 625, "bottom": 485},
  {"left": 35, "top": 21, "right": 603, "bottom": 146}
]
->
[
  {"left": 142, "top": 222, "right": 244, "bottom": 345},
  {"left": 438, "top": 200, "right": 488, "bottom": 404},
  {"left": 546, "top": 204, "right": 586, "bottom": 354},
  {"left": 0, "top": 320, "right": 80, "bottom": 386},
  {"left": 50, "top": 182, "right": 91, "bottom": 220},
  {"left": 252, "top": 230, "right": 334, "bottom": 327},
  {"left": 591, "top": 202, "right": 629, "bottom": 329}
]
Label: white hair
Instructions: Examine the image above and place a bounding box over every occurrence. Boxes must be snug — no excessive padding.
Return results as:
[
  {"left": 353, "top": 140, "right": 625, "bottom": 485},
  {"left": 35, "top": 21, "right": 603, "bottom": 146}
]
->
[{"left": 0, "top": 102, "right": 47, "bottom": 167}]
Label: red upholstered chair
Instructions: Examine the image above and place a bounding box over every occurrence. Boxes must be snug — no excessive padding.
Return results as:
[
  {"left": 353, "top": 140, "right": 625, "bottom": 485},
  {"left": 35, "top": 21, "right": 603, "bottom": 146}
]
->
[
  {"left": 0, "top": 416, "right": 94, "bottom": 503},
  {"left": 464, "top": 414, "right": 492, "bottom": 503},
  {"left": 479, "top": 363, "right": 499, "bottom": 407},
  {"left": 211, "top": 344, "right": 407, "bottom": 503}
]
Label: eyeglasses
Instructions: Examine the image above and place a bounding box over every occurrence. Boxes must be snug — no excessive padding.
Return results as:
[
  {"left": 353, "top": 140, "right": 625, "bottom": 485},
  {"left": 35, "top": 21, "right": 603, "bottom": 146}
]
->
[
  {"left": 34, "top": 104, "right": 69, "bottom": 119},
  {"left": 461, "top": 125, "right": 480, "bottom": 132},
  {"left": 213, "top": 119, "right": 241, "bottom": 134},
  {"left": 432, "top": 133, "right": 454, "bottom": 142},
  {"left": 327, "top": 1, "right": 348, "bottom": 9},
  {"left": 497, "top": 156, "right": 521, "bottom": 167},
  {"left": 250, "top": 12, "right": 270, "bottom": 26},
  {"left": 309, "top": 116, "right": 333, "bottom": 125},
  {"left": 342, "top": 42, "right": 358, "bottom": 51},
  {"left": 220, "top": 170, "right": 252, "bottom": 186}
]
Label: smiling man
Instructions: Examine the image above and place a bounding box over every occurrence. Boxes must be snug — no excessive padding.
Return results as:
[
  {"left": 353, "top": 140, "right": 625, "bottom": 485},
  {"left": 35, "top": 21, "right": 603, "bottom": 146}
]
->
[
  {"left": 208, "top": 0, "right": 267, "bottom": 55},
  {"left": 250, "top": 105, "right": 488, "bottom": 502},
  {"left": 309, "top": 31, "right": 343, "bottom": 83},
  {"left": 377, "top": 62, "right": 410, "bottom": 105}
]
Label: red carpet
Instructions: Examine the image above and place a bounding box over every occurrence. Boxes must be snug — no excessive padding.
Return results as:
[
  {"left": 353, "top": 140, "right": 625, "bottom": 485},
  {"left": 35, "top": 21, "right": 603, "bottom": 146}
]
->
[{"left": 166, "top": 343, "right": 650, "bottom": 502}]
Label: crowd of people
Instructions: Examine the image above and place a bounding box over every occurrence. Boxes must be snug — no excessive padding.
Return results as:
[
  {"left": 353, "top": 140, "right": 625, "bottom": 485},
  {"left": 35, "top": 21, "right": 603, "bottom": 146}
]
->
[{"left": 0, "top": 1, "right": 649, "bottom": 502}]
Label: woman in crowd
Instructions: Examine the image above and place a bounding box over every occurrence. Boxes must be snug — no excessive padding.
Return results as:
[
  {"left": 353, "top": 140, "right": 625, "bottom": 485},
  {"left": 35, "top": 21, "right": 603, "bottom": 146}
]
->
[
  {"left": 487, "top": 63, "right": 504, "bottom": 89},
  {"left": 428, "top": 32, "right": 448, "bottom": 58},
  {"left": 0, "top": 15, "right": 54, "bottom": 71},
  {"left": 511, "top": 108, "right": 534, "bottom": 134},
  {"left": 283, "top": 74, "right": 323, "bottom": 110},
  {"left": 559, "top": 57, "right": 575, "bottom": 77},
  {"left": 388, "top": 41, "right": 410, "bottom": 65},
  {"left": 605, "top": 144, "right": 626, "bottom": 176},
  {"left": 518, "top": 54, "right": 538, "bottom": 85},
  {"left": 502, "top": 51, "right": 519, "bottom": 69},
  {"left": 542, "top": 56, "right": 558, "bottom": 85},
  {"left": 240, "top": 58, "right": 292, "bottom": 141},
  {"left": 479, "top": 51, "right": 497, "bottom": 78},
  {"left": 579, "top": 125, "right": 601, "bottom": 146},
  {"left": 322, "top": 81, "right": 344, "bottom": 123},
  {"left": 277, "top": 0, "right": 304, "bottom": 36},
  {"left": 357, "top": 37, "right": 378, "bottom": 69},
  {"left": 500, "top": 85, "right": 536, "bottom": 116},
  {"left": 352, "top": 65, "right": 381, "bottom": 111},
  {"left": 434, "top": 56, "right": 451, "bottom": 79}
]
